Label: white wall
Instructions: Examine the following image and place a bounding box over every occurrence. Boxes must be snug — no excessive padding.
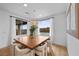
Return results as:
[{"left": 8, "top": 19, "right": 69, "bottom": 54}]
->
[
  {"left": 0, "top": 9, "right": 10, "bottom": 48},
  {"left": 53, "top": 13, "right": 67, "bottom": 47},
  {"left": 67, "top": 33, "right": 79, "bottom": 56},
  {"left": 0, "top": 8, "right": 28, "bottom": 48}
]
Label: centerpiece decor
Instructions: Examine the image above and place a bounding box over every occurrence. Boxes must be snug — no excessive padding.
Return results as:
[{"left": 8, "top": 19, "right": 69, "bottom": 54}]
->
[{"left": 29, "top": 25, "right": 37, "bottom": 39}]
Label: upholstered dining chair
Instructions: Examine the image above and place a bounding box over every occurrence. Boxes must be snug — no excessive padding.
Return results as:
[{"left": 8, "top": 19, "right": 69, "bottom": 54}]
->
[
  {"left": 15, "top": 44, "right": 35, "bottom": 56},
  {"left": 10, "top": 42, "right": 20, "bottom": 56},
  {"left": 35, "top": 42, "right": 47, "bottom": 56}
]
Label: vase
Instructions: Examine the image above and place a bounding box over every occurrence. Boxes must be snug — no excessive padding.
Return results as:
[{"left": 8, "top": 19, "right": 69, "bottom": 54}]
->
[{"left": 28, "top": 35, "right": 34, "bottom": 40}]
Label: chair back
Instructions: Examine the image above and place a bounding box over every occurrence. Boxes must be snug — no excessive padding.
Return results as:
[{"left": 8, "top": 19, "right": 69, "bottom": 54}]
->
[{"left": 15, "top": 45, "right": 30, "bottom": 56}]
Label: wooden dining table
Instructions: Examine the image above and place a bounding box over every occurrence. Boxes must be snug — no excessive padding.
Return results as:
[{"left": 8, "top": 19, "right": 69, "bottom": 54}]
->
[{"left": 15, "top": 36, "right": 49, "bottom": 49}]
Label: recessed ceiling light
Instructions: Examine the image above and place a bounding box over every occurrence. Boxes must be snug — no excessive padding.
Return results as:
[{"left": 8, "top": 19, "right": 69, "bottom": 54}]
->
[{"left": 24, "top": 4, "right": 28, "bottom": 7}]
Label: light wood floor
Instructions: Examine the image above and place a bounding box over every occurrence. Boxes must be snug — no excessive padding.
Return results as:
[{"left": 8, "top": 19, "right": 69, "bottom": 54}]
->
[
  {"left": 0, "top": 47, "right": 11, "bottom": 56},
  {"left": 50, "top": 44, "right": 68, "bottom": 56},
  {"left": 0, "top": 44, "right": 68, "bottom": 56}
]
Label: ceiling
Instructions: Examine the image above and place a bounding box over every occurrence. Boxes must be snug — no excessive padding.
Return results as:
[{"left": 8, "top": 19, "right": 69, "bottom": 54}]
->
[{"left": 0, "top": 3, "right": 68, "bottom": 20}]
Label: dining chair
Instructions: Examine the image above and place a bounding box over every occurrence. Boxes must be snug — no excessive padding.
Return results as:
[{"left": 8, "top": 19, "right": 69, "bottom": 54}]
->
[
  {"left": 15, "top": 44, "right": 34, "bottom": 56},
  {"left": 35, "top": 42, "right": 47, "bottom": 56},
  {"left": 10, "top": 42, "right": 20, "bottom": 56}
]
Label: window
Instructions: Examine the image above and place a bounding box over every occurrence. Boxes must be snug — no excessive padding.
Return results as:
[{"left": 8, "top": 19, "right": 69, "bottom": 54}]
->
[
  {"left": 67, "top": 4, "right": 76, "bottom": 31},
  {"left": 16, "top": 20, "right": 27, "bottom": 35},
  {"left": 38, "top": 19, "right": 50, "bottom": 36},
  {"left": 20, "top": 24, "right": 27, "bottom": 34},
  {"left": 66, "top": 3, "right": 79, "bottom": 38}
]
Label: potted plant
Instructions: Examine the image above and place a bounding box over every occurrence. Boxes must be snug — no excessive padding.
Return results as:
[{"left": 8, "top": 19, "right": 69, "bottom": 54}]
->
[{"left": 30, "top": 25, "right": 37, "bottom": 39}]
